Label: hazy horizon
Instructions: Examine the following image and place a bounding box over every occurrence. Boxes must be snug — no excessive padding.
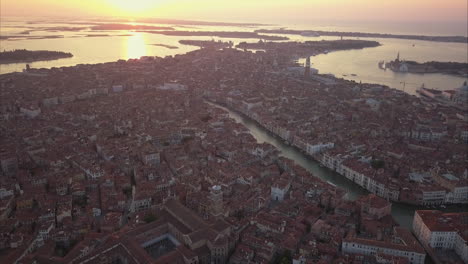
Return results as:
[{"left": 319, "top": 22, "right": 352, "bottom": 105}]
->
[
  {"left": 2, "top": 0, "right": 467, "bottom": 30},
  {"left": 1, "top": 17, "right": 467, "bottom": 37}
]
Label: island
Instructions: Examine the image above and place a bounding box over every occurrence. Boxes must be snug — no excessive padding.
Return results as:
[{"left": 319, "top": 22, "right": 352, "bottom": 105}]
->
[
  {"left": 382, "top": 55, "right": 468, "bottom": 76},
  {"left": 84, "top": 34, "right": 133, "bottom": 38},
  {"left": 0, "top": 35, "right": 65, "bottom": 41},
  {"left": 138, "top": 30, "right": 289, "bottom": 40},
  {"left": 254, "top": 29, "right": 468, "bottom": 43},
  {"left": 179, "top": 39, "right": 233, "bottom": 49},
  {"left": 149, "top": 43, "right": 179, "bottom": 49},
  {"left": 237, "top": 39, "right": 380, "bottom": 57},
  {"left": 91, "top": 23, "right": 174, "bottom": 31},
  {"left": 0, "top": 49, "right": 73, "bottom": 64}
]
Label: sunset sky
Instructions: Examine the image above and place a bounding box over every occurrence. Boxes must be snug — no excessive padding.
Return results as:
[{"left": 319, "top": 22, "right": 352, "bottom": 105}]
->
[{"left": 1, "top": 0, "right": 467, "bottom": 24}]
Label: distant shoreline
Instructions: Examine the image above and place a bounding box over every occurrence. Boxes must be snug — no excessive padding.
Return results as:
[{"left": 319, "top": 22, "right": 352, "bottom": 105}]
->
[
  {"left": 383, "top": 59, "right": 468, "bottom": 77},
  {"left": 179, "top": 40, "right": 232, "bottom": 49},
  {"left": 138, "top": 30, "right": 289, "bottom": 40},
  {"left": 255, "top": 29, "right": 468, "bottom": 43},
  {"left": 0, "top": 49, "right": 73, "bottom": 64},
  {"left": 0, "top": 35, "right": 65, "bottom": 41},
  {"left": 236, "top": 39, "right": 381, "bottom": 57},
  {"left": 24, "top": 18, "right": 271, "bottom": 27}
]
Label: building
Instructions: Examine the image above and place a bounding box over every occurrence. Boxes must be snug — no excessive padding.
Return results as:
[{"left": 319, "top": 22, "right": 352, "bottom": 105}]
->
[
  {"left": 452, "top": 81, "right": 468, "bottom": 105},
  {"left": 431, "top": 169, "right": 468, "bottom": 204},
  {"left": 359, "top": 194, "right": 392, "bottom": 220},
  {"left": 210, "top": 185, "right": 223, "bottom": 218},
  {"left": 304, "top": 57, "right": 311, "bottom": 78},
  {"left": 306, "top": 142, "right": 334, "bottom": 155},
  {"left": 141, "top": 150, "right": 161, "bottom": 166},
  {"left": 112, "top": 84, "right": 124, "bottom": 93},
  {"left": 77, "top": 199, "right": 234, "bottom": 264},
  {"left": 342, "top": 228, "right": 426, "bottom": 264},
  {"left": 417, "top": 185, "right": 447, "bottom": 206},
  {"left": 412, "top": 210, "right": 468, "bottom": 263},
  {"left": 0, "top": 155, "right": 18, "bottom": 176},
  {"left": 158, "top": 83, "right": 188, "bottom": 91},
  {"left": 271, "top": 179, "right": 290, "bottom": 202}
]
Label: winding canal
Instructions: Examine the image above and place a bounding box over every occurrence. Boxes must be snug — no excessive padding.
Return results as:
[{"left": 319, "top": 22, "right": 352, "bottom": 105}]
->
[{"left": 210, "top": 101, "right": 465, "bottom": 230}]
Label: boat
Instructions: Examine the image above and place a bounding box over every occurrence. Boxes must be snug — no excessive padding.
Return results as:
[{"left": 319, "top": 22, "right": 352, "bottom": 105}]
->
[
  {"left": 327, "top": 181, "right": 337, "bottom": 187},
  {"left": 350, "top": 73, "right": 357, "bottom": 77},
  {"left": 378, "top": 60, "right": 386, "bottom": 69}
]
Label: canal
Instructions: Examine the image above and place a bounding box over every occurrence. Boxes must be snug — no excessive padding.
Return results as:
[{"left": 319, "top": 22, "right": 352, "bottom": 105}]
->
[{"left": 210, "top": 102, "right": 466, "bottom": 230}]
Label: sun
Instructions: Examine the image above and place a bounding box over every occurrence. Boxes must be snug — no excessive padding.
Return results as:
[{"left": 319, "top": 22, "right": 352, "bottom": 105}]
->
[{"left": 107, "top": 0, "right": 159, "bottom": 15}]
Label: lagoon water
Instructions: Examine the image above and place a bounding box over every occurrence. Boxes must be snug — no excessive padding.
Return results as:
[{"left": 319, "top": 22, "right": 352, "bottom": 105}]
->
[
  {"left": 1, "top": 18, "right": 467, "bottom": 94},
  {"left": 300, "top": 37, "right": 468, "bottom": 94}
]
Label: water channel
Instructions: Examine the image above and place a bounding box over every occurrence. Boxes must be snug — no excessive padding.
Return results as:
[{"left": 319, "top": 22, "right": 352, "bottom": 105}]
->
[{"left": 210, "top": 102, "right": 466, "bottom": 230}]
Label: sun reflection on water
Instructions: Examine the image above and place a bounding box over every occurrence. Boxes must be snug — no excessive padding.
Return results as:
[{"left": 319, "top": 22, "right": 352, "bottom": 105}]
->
[{"left": 126, "top": 33, "right": 147, "bottom": 59}]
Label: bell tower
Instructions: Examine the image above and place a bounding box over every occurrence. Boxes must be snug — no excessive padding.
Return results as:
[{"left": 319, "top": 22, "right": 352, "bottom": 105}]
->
[
  {"left": 304, "top": 57, "right": 311, "bottom": 78},
  {"left": 210, "top": 185, "right": 223, "bottom": 217}
]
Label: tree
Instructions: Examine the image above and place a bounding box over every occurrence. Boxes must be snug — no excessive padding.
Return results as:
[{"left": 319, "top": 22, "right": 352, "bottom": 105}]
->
[
  {"left": 370, "top": 159, "right": 385, "bottom": 170},
  {"left": 274, "top": 250, "right": 292, "bottom": 264},
  {"left": 74, "top": 196, "right": 88, "bottom": 207},
  {"left": 144, "top": 213, "right": 157, "bottom": 223},
  {"left": 234, "top": 210, "right": 244, "bottom": 220},
  {"left": 200, "top": 115, "right": 212, "bottom": 122},
  {"left": 122, "top": 186, "right": 132, "bottom": 197}
]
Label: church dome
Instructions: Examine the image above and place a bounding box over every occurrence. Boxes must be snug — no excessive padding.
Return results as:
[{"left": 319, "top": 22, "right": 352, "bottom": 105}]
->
[{"left": 458, "top": 81, "right": 468, "bottom": 92}]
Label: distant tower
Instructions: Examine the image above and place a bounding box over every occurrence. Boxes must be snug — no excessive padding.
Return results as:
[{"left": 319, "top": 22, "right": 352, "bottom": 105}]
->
[
  {"left": 273, "top": 58, "right": 278, "bottom": 67},
  {"left": 396, "top": 52, "right": 400, "bottom": 62},
  {"left": 210, "top": 185, "right": 223, "bottom": 217},
  {"left": 304, "top": 57, "right": 311, "bottom": 78}
]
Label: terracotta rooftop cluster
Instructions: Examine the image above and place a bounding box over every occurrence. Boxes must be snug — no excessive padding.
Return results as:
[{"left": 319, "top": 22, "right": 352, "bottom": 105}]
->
[{"left": 0, "top": 46, "right": 465, "bottom": 264}]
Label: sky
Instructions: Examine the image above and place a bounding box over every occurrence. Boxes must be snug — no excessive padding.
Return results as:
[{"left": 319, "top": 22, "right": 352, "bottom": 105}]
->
[{"left": 1, "top": 0, "right": 467, "bottom": 25}]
